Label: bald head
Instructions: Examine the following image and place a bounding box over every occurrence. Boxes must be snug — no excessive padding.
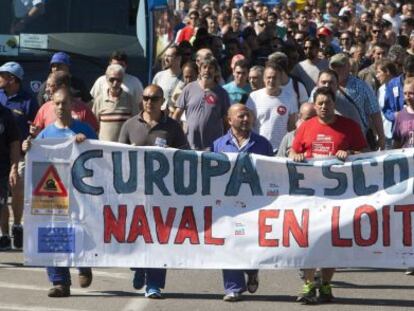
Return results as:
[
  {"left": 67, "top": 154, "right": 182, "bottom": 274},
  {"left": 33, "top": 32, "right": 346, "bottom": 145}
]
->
[
  {"left": 299, "top": 102, "right": 316, "bottom": 122},
  {"left": 228, "top": 103, "right": 253, "bottom": 134},
  {"left": 228, "top": 103, "right": 249, "bottom": 117},
  {"left": 143, "top": 84, "right": 164, "bottom": 98}
]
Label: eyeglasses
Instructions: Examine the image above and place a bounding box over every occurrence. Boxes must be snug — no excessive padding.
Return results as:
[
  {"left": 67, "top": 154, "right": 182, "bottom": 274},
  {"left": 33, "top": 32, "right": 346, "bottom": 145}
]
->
[
  {"left": 372, "top": 29, "right": 381, "bottom": 34},
  {"left": 108, "top": 77, "right": 122, "bottom": 83},
  {"left": 258, "top": 22, "right": 266, "bottom": 27},
  {"left": 143, "top": 95, "right": 162, "bottom": 102}
]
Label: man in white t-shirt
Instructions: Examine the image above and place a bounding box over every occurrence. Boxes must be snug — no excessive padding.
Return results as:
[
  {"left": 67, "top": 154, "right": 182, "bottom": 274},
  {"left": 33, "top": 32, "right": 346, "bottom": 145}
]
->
[
  {"left": 246, "top": 63, "right": 298, "bottom": 153},
  {"left": 90, "top": 51, "right": 143, "bottom": 108},
  {"left": 152, "top": 45, "right": 183, "bottom": 113},
  {"left": 268, "top": 52, "right": 308, "bottom": 109}
]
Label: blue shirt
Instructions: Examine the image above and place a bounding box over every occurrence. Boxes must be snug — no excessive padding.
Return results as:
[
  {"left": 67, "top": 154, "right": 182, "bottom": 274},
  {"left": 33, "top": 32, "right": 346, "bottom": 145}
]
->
[
  {"left": 222, "top": 81, "right": 251, "bottom": 104},
  {"left": 342, "top": 75, "right": 380, "bottom": 130},
  {"left": 383, "top": 74, "right": 404, "bottom": 123},
  {"left": 37, "top": 119, "right": 97, "bottom": 140},
  {"left": 0, "top": 89, "right": 38, "bottom": 141},
  {"left": 212, "top": 130, "right": 273, "bottom": 156}
]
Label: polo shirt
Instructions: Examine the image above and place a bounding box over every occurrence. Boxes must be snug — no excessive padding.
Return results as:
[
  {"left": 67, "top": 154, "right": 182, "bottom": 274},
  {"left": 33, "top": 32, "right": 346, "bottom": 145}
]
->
[{"left": 118, "top": 111, "right": 189, "bottom": 149}]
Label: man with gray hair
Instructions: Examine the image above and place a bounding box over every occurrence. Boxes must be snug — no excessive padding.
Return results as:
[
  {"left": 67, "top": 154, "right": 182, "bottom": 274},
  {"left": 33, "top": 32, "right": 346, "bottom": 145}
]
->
[
  {"left": 248, "top": 65, "right": 264, "bottom": 91},
  {"left": 173, "top": 57, "right": 230, "bottom": 150},
  {"left": 92, "top": 64, "right": 137, "bottom": 142}
]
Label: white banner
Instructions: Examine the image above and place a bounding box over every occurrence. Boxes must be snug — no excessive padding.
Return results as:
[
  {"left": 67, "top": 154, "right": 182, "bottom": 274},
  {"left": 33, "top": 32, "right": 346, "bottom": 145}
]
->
[{"left": 24, "top": 139, "right": 414, "bottom": 269}]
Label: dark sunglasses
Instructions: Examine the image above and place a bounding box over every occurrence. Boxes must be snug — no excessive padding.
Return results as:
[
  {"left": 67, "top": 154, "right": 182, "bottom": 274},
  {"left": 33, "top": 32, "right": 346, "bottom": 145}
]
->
[{"left": 143, "top": 95, "right": 162, "bottom": 102}]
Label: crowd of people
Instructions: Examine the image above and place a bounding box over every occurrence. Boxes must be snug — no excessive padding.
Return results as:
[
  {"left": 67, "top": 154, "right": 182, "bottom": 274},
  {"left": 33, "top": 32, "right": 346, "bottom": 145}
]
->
[{"left": 1, "top": 0, "right": 414, "bottom": 304}]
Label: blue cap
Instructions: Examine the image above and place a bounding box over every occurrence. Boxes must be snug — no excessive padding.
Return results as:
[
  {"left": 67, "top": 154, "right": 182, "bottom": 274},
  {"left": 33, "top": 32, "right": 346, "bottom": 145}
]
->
[
  {"left": 50, "top": 52, "right": 71, "bottom": 66},
  {"left": 0, "top": 61, "right": 24, "bottom": 80}
]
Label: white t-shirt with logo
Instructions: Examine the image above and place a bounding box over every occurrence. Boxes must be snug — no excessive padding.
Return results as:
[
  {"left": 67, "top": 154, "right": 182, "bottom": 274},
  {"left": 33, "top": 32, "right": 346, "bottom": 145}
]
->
[{"left": 246, "top": 88, "right": 298, "bottom": 151}]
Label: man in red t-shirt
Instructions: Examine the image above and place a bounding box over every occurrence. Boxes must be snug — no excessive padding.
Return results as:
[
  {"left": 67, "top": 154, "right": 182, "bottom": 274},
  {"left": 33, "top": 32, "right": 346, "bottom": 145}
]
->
[
  {"left": 289, "top": 86, "right": 367, "bottom": 304},
  {"left": 32, "top": 71, "right": 98, "bottom": 135},
  {"left": 291, "top": 87, "right": 367, "bottom": 161}
]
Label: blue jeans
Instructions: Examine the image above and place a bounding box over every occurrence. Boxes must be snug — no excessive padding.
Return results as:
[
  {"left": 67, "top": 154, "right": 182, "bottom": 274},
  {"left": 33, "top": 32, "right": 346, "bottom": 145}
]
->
[
  {"left": 222, "top": 269, "right": 258, "bottom": 294},
  {"left": 47, "top": 267, "right": 91, "bottom": 286},
  {"left": 132, "top": 268, "right": 166, "bottom": 289}
]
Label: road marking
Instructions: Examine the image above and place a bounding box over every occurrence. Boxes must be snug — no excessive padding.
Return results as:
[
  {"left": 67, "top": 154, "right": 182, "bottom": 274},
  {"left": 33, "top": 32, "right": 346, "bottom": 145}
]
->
[
  {"left": 0, "top": 265, "right": 130, "bottom": 279},
  {"left": 122, "top": 298, "right": 149, "bottom": 311},
  {"left": 0, "top": 282, "right": 113, "bottom": 296},
  {"left": 0, "top": 304, "right": 90, "bottom": 311}
]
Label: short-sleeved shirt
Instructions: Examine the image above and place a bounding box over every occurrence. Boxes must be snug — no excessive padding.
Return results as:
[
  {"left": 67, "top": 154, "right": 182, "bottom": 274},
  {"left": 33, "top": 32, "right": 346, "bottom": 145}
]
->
[
  {"left": 37, "top": 119, "right": 97, "bottom": 140},
  {"left": 222, "top": 81, "right": 251, "bottom": 104},
  {"left": 33, "top": 98, "right": 99, "bottom": 132},
  {"left": 118, "top": 112, "right": 189, "bottom": 149},
  {"left": 152, "top": 69, "right": 182, "bottom": 110},
  {"left": 1, "top": 89, "right": 38, "bottom": 141},
  {"left": 0, "top": 105, "right": 20, "bottom": 177},
  {"left": 342, "top": 75, "right": 380, "bottom": 130},
  {"left": 246, "top": 88, "right": 298, "bottom": 152},
  {"left": 90, "top": 73, "right": 144, "bottom": 106},
  {"left": 212, "top": 130, "right": 273, "bottom": 156},
  {"left": 92, "top": 90, "right": 137, "bottom": 142},
  {"left": 176, "top": 81, "right": 230, "bottom": 150},
  {"left": 393, "top": 107, "right": 414, "bottom": 148},
  {"left": 292, "top": 115, "right": 367, "bottom": 159},
  {"left": 291, "top": 59, "right": 329, "bottom": 95}
]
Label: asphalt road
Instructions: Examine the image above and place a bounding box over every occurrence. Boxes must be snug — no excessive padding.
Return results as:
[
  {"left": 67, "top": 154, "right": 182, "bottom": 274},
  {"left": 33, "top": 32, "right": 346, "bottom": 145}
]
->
[{"left": 0, "top": 250, "right": 413, "bottom": 311}]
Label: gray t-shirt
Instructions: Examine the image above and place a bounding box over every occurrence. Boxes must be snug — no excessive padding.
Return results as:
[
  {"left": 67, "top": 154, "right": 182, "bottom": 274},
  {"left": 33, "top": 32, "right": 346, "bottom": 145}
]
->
[
  {"left": 176, "top": 81, "right": 230, "bottom": 150},
  {"left": 291, "top": 59, "right": 329, "bottom": 95}
]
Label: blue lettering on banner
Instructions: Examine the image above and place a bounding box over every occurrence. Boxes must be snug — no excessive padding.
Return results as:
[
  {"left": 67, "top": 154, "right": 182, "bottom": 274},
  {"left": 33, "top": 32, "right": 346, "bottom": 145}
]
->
[{"left": 38, "top": 227, "right": 75, "bottom": 253}]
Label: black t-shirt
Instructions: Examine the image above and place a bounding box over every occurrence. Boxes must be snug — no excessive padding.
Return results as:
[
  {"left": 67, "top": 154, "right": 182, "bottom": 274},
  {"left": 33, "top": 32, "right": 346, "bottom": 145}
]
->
[{"left": 0, "top": 105, "right": 20, "bottom": 177}]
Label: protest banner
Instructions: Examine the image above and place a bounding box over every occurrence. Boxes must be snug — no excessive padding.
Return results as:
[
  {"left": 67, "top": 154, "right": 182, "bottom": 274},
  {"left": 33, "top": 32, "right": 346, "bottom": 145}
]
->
[{"left": 24, "top": 138, "right": 414, "bottom": 269}]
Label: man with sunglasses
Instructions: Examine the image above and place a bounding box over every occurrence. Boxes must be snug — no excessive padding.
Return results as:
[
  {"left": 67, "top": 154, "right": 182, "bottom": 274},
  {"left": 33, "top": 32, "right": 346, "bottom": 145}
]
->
[
  {"left": 91, "top": 64, "right": 137, "bottom": 142},
  {"left": 119, "top": 84, "right": 188, "bottom": 298}
]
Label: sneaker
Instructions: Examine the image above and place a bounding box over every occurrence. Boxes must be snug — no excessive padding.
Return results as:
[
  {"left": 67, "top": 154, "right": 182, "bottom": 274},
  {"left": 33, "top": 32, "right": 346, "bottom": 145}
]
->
[
  {"left": 405, "top": 268, "right": 414, "bottom": 275},
  {"left": 145, "top": 286, "right": 163, "bottom": 299},
  {"left": 0, "top": 236, "right": 11, "bottom": 251},
  {"left": 223, "top": 292, "right": 242, "bottom": 302},
  {"left": 133, "top": 269, "right": 145, "bottom": 290},
  {"left": 12, "top": 224, "right": 23, "bottom": 249},
  {"left": 297, "top": 282, "right": 317, "bottom": 304},
  {"left": 78, "top": 269, "right": 93, "bottom": 288},
  {"left": 48, "top": 285, "right": 70, "bottom": 297},
  {"left": 319, "top": 283, "right": 334, "bottom": 303},
  {"left": 247, "top": 273, "right": 259, "bottom": 293}
]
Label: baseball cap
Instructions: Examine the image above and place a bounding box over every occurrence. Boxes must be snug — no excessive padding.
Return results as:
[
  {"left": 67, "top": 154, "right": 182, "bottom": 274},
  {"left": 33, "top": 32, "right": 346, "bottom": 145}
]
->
[
  {"left": 317, "top": 27, "right": 332, "bottom": 37},
  {"left": 329, "top": 53, "right": 349, "bottom": 67},
  {"left": 50, "top": 52, "right": 71, "bottom": 66},
  {"left": 0, "top": 61, "right": 24, "bottom": 80}
]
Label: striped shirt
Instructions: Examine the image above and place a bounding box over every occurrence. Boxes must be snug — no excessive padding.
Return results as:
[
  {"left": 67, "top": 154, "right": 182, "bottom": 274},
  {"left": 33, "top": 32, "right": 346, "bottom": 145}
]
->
[
  {"left": 246, "top": 88, "right": 298, "bottom": 152},
  {"left": 92, "top": 90, "right": 137, "bottom": 142}
]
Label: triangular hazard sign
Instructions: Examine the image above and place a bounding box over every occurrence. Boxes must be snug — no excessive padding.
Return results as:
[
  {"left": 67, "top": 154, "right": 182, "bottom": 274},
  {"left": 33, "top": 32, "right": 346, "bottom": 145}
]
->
[{"left": 33, "top": 165, "right": 68, "bottom": 197}]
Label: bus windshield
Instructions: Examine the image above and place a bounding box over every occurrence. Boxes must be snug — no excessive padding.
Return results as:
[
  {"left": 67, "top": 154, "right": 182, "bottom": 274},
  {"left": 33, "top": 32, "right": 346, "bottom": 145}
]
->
[
  {"left": 0, "top": 0, "right": 143, "bottom": 58},
  {"left": 0, "top": 0, "right": 160, "bottom": 92}
]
